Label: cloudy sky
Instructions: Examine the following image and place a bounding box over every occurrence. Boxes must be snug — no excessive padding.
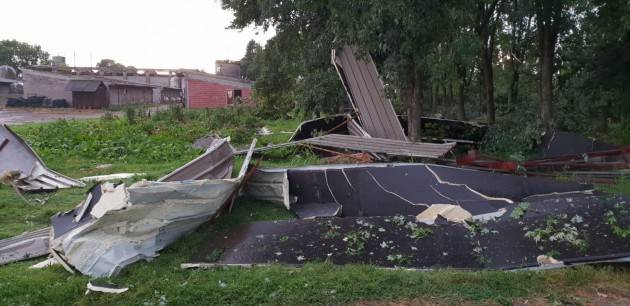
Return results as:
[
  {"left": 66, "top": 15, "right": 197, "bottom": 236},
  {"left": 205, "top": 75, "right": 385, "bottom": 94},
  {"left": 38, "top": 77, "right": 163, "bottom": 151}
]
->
[{"left": 0, "top": 0, "right": 273, "bottom": 72}]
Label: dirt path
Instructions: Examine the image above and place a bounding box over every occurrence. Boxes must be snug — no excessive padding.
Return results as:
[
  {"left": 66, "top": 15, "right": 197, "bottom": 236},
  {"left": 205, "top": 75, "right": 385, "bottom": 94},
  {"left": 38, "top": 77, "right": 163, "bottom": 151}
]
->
[
  {"left": 0, "top": 105, "right": 171, "bottom": 125},
  {"left": 0, "top": 108, "right": 106, "bottom": 125}
]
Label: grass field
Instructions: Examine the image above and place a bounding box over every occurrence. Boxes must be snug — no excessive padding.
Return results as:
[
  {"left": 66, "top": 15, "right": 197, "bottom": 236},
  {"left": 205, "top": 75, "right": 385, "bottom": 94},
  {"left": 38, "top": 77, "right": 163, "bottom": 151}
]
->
[{"left": 1, "top": 110, "right": 630, "bottom": 305}]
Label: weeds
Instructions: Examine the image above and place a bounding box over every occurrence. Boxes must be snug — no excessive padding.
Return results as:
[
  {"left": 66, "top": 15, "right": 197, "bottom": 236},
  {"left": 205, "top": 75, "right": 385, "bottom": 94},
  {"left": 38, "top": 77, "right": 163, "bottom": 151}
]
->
[
  {"left": 405, "top": 222, "right": 433, "bottom": 240},
  {"left": 604, "top": 203, "right": 630, "bottom": 238},
  {"left": 344, "top": 229, "right": 372, "bottom": 256},
  {"left": 205, "top": 248, "right": 224, "bottom": 262},
  {"left": 386, "top": 253, "right": 412, "bottom": 266},
  {"left": 510, "top": 202, "right": 530, "bottom": 220},
  {"left": 524, "top": 215, "right": 589, "bottom": 252}
]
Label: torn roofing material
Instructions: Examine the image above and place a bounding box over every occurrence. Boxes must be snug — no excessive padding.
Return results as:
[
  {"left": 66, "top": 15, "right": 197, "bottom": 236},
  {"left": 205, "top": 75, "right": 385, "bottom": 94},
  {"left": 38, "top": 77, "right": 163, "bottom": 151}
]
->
[
  {"left": 541, "top": 129, "right": 619, "bottom": 158},
  {"left": 0, "top": 124, "right": 84, "bottom": 191},
  {"left": 0, "top": 227, "right": 50, "bottom": 265},
  {"left": 158, "top": 138, "right": 234, "bottom": 182},
  {"left": 186, "top": 194, "right": 630, "bottom": 270},
  {"left": 303, "top": 134, "right": 455, "bottom": 159},
  {"left": 332, "top": 45, "right": 406, "bottom": 141},
  {"left": 244, "top": 163, "right": 591, "bottom": 219},
  {"left": 49, "top": 140, "right": 256, "bottom": 277}
]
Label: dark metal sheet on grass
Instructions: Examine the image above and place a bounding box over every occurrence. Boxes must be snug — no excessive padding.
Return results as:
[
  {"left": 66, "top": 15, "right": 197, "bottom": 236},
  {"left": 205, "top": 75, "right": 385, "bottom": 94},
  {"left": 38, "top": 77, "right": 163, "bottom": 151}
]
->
[
  {"left": 187, "top": 194, "right": 630, "bottom": 270},
  {"left": 246, "top": 163, "right": 591, "bottom": 219},
  {"left": 332, "top": 46, "right": 407, "bottom": 141},
  {"left": 303, "top": 134, "right": 455, "bottom": 159}
]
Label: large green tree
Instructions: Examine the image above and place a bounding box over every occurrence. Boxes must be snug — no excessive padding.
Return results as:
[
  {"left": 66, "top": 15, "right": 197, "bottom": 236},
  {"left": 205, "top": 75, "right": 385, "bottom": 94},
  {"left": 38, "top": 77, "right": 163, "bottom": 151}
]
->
[
  {"left": 0, "top": 40, "right": 49, "bottom": 70},
  {"left": 223, "top": 0, "right": 345, "bottom": 118},
  {"left": 240, "top": 39, "right": 262, "bottom": 81},
  {"left": 327, "top": 0, "right": 457, "bottom": 140}
]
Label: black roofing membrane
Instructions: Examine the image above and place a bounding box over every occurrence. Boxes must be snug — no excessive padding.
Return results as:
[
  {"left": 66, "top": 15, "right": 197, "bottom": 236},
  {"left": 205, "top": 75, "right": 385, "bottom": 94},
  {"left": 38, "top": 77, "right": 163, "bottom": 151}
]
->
[
  {"left": 190, "top": 194, "right": 630, "bottom": 270},
  {"left": 286, "top": 164, "right": 591, "bottom": 218}
]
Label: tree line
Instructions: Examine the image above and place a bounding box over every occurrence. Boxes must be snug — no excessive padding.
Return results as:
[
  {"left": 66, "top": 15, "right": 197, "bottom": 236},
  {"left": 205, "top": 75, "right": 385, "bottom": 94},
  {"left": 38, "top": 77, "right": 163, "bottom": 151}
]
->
[{"left": 230, "top": 0, "right": 630, "bottom": 143}]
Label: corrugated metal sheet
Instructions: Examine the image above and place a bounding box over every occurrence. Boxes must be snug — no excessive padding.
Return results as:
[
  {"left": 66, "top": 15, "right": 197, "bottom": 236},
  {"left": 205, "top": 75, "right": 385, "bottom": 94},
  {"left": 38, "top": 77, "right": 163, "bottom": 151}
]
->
[
  {"left": 347, "top": 117, "right": 371, "bottom": 137},
  {"left": 65, "top": 80, "right": 104, "bottom": 92},
  {"left": 332, "top": 45, "right": 407, "bottom": 141},
  {"left": 0, "top": 124, "right": 85, "bottom": 191},
  {"left": 303, "top": 134, "right": 454, "bottom": 158},
  {"left": 0, "top": 227, "right": 50, "bottom": 265},
  {"left": 49, "top": 139, "right": 257, "bottom": 277},
  {"left": 158, "top": 138, "right": 235, "bottom": 182}
]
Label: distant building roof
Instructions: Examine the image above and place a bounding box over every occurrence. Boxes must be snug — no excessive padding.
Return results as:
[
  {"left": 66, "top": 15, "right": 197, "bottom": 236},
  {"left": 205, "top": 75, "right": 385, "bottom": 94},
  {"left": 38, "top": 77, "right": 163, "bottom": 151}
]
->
[
  {"left": 181, "top": 69, "right": 252, "bottom": 87},
  {"left": 23, "top": 68, "right": 180, "bottom": 91},
  {"left": 65, "top": 80, "right": 104, "bottom": 92}
]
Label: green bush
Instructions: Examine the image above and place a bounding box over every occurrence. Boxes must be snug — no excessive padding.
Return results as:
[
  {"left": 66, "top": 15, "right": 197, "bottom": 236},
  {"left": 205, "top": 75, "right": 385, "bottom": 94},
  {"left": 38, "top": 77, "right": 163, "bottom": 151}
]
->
[{"left": 482, "top": 108, "right": 543, "bottom": 159}]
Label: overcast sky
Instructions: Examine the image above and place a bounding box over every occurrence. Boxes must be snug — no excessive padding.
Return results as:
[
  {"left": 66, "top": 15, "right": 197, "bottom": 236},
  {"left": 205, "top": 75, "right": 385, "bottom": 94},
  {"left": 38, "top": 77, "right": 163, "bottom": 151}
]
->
[{"left": 0, "top": 0, "right": 273, "bottom": 72}]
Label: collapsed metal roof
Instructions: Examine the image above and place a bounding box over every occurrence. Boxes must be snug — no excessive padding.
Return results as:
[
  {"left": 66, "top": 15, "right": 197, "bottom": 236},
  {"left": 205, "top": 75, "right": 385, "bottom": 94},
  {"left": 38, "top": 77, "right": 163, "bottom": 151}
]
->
[
  {"left": 158, "top": 138, "right": 235, "bottom": 182},
  {"left": 332, "top": 45, "right": 407, "bottom": 141},
  {"left": 185, "top": 193, "right": 630, "bottom": 270},
  {"left": 0, "top": 124, "right": 85, "bottom": 191},
  {"left": 244, "top": 163, "right": 592, "bottom": 219},
  {"left": 188, "top": 163, "right": 630, "bottom": 271},
  {"left": 48, "top": 140, "right": 257, "bottom": 277}
]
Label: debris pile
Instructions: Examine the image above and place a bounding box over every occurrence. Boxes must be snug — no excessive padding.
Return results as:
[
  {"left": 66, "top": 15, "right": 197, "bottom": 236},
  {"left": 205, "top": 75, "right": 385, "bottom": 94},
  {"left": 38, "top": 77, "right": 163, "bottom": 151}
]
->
[
  {"left": 185, "top": 193, "right": 630, "bottom": 270},
  {"left": 2, "top": 46, "right": 629, "bottom": 278},
  {"left": 47, "top": 139, "right": 255, "bottom": 276},
  {"left": 458, "top": 130, "right": 630, "bottom": 184}
]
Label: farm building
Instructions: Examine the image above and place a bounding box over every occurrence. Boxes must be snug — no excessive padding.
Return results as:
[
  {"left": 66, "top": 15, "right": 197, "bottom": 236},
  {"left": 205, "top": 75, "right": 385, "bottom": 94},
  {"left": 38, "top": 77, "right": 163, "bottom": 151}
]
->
[
  {"left": 22, "top": 69, "right": 73, "bottom": 103},
  {"left": 20, "top": 68, "right": 181, "bottom": 108},
  {"left": 107, "top": 83, "right": 154, "bottom": 106},
  {"left": 20, "top": 65, "right": 256, "bottom": 109},
  {"left": 65, "top": 79, "right": 154, "bottom": 109},
  {"left": 65, "top": 80, "right": 108, "bottom": 109},
  {"left": 181, "top": 70, "right": 252, "bottom": 109}
]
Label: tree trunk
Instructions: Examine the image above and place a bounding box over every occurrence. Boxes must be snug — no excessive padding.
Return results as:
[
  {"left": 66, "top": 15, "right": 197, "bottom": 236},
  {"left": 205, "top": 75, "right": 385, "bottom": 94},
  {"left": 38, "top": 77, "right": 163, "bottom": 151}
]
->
[
  {"left": 540, "top": 37, "right": 554, "bottom": 130},
  {"left": 475, "top": 0, "right": 499, "bottom": 125},
  {"left": 449, "top": 83, "right": 454, "bottom": 116},
  {"left": 405, "top": 59, "right": 423, "bottom": 142},
  {"left": 457, "top": 82, "right": 466, "bottom": 121},
  {"left": 431, "top": 84, "right": 438, "bottom": 115},
  {"left": 536, "top": 0, "right": 560, "bottom": 131},
  {"left": 481, "top": 48, "right": 495, "bottom": 124},
  {"left": 508, "top": 65, "right": 519, "bottom": 107},
  {"left": 409, "top": 69, "right": 423, "bottom": 142}
]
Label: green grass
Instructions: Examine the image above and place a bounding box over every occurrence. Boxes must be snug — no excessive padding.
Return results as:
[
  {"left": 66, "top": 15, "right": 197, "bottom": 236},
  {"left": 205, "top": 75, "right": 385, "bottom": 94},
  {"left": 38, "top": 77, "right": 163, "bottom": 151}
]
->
[{"left": 2, "top": 111, "right": 630, "bottom": 305}]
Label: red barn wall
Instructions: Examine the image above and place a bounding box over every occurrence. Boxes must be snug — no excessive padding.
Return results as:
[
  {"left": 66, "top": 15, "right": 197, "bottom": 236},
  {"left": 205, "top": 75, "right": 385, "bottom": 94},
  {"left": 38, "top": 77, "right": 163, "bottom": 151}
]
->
[{"left": 186, "top": 79, "right": 252, "bottom": 109}]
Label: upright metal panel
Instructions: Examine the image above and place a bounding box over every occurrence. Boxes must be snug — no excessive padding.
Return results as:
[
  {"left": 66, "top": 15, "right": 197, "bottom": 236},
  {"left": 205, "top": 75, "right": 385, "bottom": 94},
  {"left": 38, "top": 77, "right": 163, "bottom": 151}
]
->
[{"left": 332, "top": 45, "right": 407, "bottom": 141}]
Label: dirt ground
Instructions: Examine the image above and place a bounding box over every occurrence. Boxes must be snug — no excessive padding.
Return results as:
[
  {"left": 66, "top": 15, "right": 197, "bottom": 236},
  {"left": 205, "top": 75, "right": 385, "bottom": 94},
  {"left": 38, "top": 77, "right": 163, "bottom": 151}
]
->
[
  {"left": 0, "top": 105, "right": 172, "bottom": 125},
  {"left": 0, "top": 107, "right": 107, "bottom": 125}
]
